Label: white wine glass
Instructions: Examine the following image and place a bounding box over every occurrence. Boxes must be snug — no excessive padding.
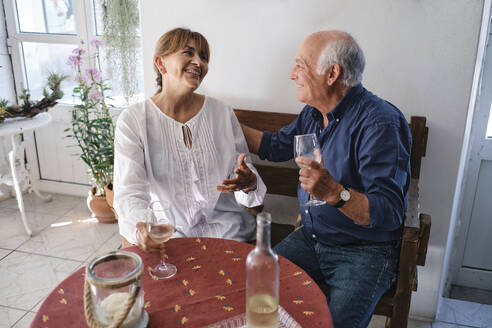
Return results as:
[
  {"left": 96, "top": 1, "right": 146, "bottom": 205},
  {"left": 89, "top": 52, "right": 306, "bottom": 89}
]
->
[
  {"left": 147, "top": 201, "right": 177, "bottom": 279},
  {"left": 294, "top": 133, "right": 326, "bottom": 207}
]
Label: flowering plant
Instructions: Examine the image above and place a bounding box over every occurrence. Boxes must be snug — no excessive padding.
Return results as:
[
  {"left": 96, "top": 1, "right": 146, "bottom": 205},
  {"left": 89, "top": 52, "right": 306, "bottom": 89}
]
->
[{"left": 66, "top": 40, "right": 115, "bottom": 196}]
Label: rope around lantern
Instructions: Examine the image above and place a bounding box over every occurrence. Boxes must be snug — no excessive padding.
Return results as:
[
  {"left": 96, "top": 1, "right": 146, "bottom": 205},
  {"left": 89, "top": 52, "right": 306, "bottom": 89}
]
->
[{"left": 84, "top": 252, "right": 144, "bottom": 328}]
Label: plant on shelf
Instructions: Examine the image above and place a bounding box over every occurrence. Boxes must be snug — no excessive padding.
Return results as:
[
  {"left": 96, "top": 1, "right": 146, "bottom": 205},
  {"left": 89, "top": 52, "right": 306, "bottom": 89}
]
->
[
  {"left": 0, "top": 73, "right": 66, "bottom": 123},
  {"left": 66, "top": 40, "right": 115, "bottom": 199},
  {"left": 101, "top": 0, "right": 140, "bottom": 104}
]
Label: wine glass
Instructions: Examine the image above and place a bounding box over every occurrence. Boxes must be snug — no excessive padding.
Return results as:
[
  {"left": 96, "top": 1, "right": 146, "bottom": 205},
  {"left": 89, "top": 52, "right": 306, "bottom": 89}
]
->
[
  {"left": 294, "top": 133, "right": 326, "bottom": 206},
  {"left": 147, "top": 201, "right": 177, "bottom": 279}
]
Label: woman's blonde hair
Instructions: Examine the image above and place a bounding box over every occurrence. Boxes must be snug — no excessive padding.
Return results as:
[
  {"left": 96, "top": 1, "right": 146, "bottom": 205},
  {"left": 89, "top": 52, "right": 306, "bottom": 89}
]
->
[{"left": 154, "top": 28, "right": 210, "bottom": 93}]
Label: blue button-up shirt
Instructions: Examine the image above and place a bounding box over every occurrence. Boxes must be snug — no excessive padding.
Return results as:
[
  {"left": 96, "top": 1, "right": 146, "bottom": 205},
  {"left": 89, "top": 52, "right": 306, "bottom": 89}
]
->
[{"left": 258, "top": 84, "right": 412, "bottom": 245}]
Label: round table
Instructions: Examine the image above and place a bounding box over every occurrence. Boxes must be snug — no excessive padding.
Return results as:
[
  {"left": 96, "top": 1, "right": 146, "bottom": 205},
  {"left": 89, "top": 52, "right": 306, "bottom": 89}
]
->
[
  {"left": 0, "top": 112, "right": 53, "bottom": 236},
  {"left": 31, "top": 238, "right": 333, "bottom": 327}
]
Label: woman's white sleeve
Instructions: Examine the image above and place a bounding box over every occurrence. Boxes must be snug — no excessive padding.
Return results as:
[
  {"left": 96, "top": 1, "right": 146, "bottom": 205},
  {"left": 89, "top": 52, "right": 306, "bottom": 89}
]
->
[
  {"left": 113, "top": 111, "right": 152, "bottom": 244},
  {"left": 229, "top": 110, "right": 267, "bottom": 207}
]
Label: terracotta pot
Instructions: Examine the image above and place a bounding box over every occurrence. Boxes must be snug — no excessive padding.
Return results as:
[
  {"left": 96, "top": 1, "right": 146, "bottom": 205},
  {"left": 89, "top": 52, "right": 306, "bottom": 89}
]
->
[
  {"left": 87, "top": 187, "right": 116, "bottom": 223},
  {"left": 104, "top": 183, "right": 118, "bottom": 221}
]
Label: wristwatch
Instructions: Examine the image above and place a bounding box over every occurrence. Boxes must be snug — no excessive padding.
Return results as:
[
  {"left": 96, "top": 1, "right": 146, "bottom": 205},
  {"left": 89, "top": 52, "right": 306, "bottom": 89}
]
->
[{"left": 334, "top": 187, "right": 350, "bottom": 208}]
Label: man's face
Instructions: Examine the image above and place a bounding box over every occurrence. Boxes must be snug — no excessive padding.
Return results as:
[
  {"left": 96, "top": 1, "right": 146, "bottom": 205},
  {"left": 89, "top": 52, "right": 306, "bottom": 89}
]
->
[{"left": 289, "top": 38, "right": 328, "bottom": 105}]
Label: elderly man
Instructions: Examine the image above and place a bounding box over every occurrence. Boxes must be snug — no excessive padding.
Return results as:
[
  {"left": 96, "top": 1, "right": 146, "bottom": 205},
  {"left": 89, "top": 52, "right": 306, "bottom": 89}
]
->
[{"left": 241, "top": 30, "right": 411, "bottom": 327}]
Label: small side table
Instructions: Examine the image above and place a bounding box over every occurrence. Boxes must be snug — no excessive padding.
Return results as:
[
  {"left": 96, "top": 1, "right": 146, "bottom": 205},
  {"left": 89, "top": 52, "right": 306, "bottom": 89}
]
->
[{"left": 0, "top": 112, "right": 53, "bottom": 236}]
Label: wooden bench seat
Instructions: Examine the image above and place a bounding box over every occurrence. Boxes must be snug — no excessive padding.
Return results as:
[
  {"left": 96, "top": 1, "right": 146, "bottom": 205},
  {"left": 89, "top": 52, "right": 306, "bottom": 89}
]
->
[{"left": 235, "top": 109, "right": 431, "bottom": 328}]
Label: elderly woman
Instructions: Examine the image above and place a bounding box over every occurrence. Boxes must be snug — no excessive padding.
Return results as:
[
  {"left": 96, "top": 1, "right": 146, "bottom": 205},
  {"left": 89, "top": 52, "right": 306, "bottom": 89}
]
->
[{"left": 114, "top": 28, "right": 266, "bottom": 252}]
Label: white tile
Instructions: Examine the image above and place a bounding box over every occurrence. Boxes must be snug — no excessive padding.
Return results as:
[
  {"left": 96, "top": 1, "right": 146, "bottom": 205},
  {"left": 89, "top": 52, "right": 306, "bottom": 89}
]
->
[
  {"left": 81, "top": 233, "right": 122, "bottom": 272},
  {"left": 19, "top": 217, "right": 118, "bottom": 261},
  {"left": 431, "top": 322, "right": 464, "bottom": 328},
  {"left": 369, "top": 315, "right": 432, "bottom": 328},
  {"left": 0, "top": 251, "right": 81, "bottom": 310},
  {"left": 0, "top": 248, "right": 11, "bottom": 260},
  {"left": 369, "top": 314, "right": 386, "bottom": 327},
  {"left": 29, "top": 297, "right": 43, "bottom": 313},
  {"left": 0, "top": 208, "right": 59, "bottom": 249},
  {"left": 408, "top": 318, "right": 432, "bottom": 328},
  {"left": 475, "top": 303, "right": 492, "bottom": 328},
  {"left": 438, "top": 298, "right": 483, "bottom": 327},
  {"left": 0, "top": 305, "right": 25, "bottom": 328},
  {"left": 17, "top": 209, "right": 119, "bottom": 261},
  {"left": 1, "top": 192, "right": 81, "bottom": 217},
  {"left": 12, "top": 311, "right": 35, "bottom": 328}
]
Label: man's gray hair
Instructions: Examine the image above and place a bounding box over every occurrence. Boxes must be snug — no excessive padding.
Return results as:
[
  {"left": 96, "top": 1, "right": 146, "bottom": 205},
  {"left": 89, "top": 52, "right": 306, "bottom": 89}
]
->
[{"left": 316, "top": 38, "right": 365, "bottom": 86}]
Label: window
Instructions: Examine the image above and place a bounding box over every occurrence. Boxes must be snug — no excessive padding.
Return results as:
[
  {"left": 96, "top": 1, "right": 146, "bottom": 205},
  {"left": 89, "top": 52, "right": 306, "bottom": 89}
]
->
[{"left": 4, "top": 0, "right": 143, "bottom": 106}]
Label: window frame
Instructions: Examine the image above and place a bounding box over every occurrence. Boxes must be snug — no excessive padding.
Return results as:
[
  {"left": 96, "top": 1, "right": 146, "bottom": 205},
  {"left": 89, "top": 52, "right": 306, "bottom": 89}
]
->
[
  {"left": 3, "top": 0, "right": 101, "bottom": 100},
  {"left": 3, "top": 0, "right": 142, "bottom": 106}
]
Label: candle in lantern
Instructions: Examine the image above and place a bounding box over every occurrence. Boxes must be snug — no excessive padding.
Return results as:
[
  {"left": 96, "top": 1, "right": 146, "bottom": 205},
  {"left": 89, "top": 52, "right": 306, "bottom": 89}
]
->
[{"left": 96, "top": 292, "right": 143, "bottom": 328}]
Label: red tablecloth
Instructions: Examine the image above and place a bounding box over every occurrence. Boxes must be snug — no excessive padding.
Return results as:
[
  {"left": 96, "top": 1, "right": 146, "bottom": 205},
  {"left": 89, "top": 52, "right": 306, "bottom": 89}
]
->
[{"left": 31, "top": 237, "right": 332, "bottom": 327}]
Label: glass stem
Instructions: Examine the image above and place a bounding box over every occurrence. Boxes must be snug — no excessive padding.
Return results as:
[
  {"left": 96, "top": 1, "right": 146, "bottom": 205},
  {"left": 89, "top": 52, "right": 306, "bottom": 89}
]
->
[{"left": 160, "top": 250, "right": 167, "bottom": 268}]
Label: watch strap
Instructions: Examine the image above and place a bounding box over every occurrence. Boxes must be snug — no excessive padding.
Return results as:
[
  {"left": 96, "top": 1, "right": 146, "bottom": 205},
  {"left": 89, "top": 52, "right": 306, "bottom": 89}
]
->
[
  {"left": 333, "top": 198, "right": 346, "bottom": 208},
  {"left": 334, "top": 187, "right": 349, "bottom": 208}
]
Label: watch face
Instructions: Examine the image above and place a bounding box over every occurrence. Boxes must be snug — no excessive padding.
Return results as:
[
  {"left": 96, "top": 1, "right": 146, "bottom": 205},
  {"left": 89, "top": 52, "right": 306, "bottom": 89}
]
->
[{"left": 341, "top": 189, "right": 350, "bottom": 201}]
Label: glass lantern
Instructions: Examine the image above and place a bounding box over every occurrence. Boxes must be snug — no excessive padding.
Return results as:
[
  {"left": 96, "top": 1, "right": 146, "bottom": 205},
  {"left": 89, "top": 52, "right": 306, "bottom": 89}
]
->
[{"left": 84, "top": 251, "right": 148, "bottom": 328}]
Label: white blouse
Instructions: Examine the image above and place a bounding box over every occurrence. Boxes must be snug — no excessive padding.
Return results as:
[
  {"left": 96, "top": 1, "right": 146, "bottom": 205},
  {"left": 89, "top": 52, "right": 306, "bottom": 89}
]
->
[{"left": 114, "top": 96, "right": 266, "bottom": 244}]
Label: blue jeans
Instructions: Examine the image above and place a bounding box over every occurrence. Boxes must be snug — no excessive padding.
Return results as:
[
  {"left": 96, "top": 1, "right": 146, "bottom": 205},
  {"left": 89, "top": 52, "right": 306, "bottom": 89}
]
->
[{"left": 274, "top": 227, "right": 399, "bottom": 328}]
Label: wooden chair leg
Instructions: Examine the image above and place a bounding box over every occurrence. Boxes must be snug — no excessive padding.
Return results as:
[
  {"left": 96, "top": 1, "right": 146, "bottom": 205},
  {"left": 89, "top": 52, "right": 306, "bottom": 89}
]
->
[
  {"left": 388, "top": 291, "right": 412, "bottom": 328},
  {"left": 385, "top": 316, "right": 391, "bottom": 328}
]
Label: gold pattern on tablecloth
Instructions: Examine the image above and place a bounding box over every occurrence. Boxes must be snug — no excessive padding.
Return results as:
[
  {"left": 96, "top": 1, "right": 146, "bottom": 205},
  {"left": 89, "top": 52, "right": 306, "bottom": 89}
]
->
[
  {"left": 225, "top": 250, "right": 234, "bottom": 254},
  {"left": 293, "top": 297, "right": 304, "bottom": 304},
  {"left": 303, "top": 308, "right": 314, "bottom": 316},
  {"left": 192, "top": 265, "right": 201, "bottom": 272},
  {"left": 57, "top": 288, "right": 64, "bottom": 294},
  {"left": 144, "top": 301, "right": 151, "bottom": 309},
  {"left": 186, "top": 257, "right": 196, "bottom": 263},
  {"left": 215, "top": 293, "right": 226, "bottom": 300},
  {"left": 59, "top": 298, "right": 67, "bottom": 304},
  {"left": 222, "top": 304, "right": 234, "bottom": 312},
  {"left": 303, "top": 280, "right": 312, "bottom": 287}
]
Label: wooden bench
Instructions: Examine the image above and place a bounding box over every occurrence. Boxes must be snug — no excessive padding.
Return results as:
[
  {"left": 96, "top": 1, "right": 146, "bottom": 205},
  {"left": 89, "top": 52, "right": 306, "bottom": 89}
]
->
[{"left": 235, "top": 109, "right": 431, "bottom": 328}]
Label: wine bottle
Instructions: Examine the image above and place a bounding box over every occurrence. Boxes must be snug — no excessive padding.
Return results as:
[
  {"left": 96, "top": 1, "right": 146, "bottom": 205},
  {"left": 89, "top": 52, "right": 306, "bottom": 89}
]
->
[{"left": 245, "top": 212, "right": 280, "bottom": 328}]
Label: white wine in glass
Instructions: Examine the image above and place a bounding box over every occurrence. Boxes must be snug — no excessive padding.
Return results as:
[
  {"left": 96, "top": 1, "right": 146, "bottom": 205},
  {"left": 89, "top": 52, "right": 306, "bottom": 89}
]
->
[
  {"left": 147, "top": 201, "right": 177, "bottom": 279},
  {"left": 148, "top": 224, "right": 175, "bottom": 243},
  {"left": 294, "top": 133, "right": 326, "bottom": 206}
]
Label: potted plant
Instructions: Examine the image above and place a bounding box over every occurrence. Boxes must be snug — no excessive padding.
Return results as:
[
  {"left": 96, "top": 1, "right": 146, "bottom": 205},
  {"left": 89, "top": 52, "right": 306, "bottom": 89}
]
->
[
  {"left": 66, "top": 40, "right": 116, "bottom": 222},
  {"left": 0, "top": 73, "right": 66, "bottom": 123}
]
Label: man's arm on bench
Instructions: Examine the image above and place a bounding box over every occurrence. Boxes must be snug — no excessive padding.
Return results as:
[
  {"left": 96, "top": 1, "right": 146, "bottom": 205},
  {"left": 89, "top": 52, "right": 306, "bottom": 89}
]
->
[{"left": 240, "top": 123, "right": 263, "bottom": 155}]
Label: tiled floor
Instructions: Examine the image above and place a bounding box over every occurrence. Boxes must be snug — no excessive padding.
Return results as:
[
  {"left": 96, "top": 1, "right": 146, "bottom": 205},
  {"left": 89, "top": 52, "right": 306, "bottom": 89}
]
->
[
  {"left": 1, "top": 193, "right": 491, "bottom": 327},
  {"left": 0, "top": 193, "right": 121, "bottom": 328}
]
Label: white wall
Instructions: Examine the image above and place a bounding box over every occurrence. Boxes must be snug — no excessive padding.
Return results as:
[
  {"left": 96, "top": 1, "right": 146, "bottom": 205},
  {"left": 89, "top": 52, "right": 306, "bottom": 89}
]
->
[{"left": 140, "top": 0, "right": 484, "bottom": 319}]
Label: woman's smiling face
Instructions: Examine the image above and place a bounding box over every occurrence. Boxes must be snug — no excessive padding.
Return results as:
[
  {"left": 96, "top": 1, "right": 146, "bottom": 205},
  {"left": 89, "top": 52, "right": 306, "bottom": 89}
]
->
[{"left": 158, "top": 39, "right": 209, "bottom": 92}]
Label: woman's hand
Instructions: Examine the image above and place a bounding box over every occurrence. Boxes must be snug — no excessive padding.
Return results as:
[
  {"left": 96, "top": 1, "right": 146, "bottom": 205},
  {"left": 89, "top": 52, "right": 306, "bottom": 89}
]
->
[
  {"left": 217, "top": 153, "right": 257, "bottom": 193},
  {"left": 135, "top": 222, "right": 165, "bottom": 253}
]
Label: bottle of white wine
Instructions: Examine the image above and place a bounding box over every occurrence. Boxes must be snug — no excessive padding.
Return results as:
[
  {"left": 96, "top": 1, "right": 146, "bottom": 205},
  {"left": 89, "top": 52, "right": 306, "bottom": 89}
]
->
[{"left": 246, "top": 212, "right": 280, "bottom": 328}]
